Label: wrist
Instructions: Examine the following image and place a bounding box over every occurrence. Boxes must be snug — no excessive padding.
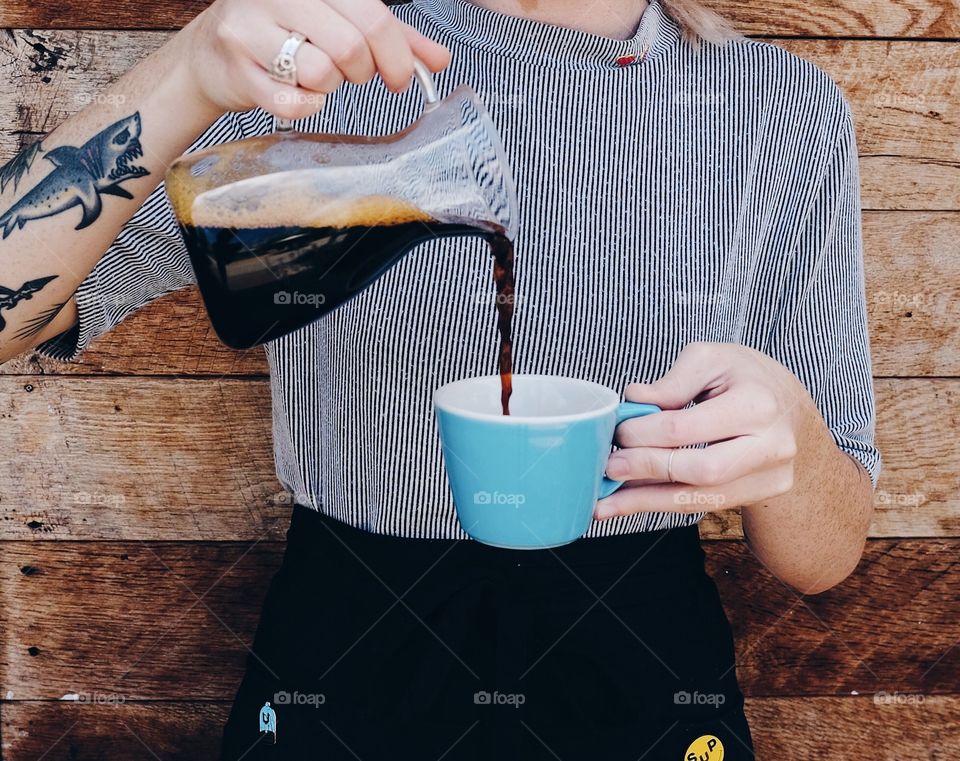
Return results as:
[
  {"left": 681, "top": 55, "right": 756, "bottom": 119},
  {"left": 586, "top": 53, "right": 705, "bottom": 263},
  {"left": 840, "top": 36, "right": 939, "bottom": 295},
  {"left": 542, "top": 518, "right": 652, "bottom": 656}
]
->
[{"left": 162, "top": 19, "right": 229, "bottom": 129}]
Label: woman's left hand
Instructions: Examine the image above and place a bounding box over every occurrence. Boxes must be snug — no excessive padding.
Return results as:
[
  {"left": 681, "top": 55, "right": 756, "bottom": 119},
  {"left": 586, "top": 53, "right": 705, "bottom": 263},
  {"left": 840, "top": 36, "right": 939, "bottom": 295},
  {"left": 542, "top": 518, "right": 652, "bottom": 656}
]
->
[{"left": 595, "top": 341, "right": 817, "bottom": 519}]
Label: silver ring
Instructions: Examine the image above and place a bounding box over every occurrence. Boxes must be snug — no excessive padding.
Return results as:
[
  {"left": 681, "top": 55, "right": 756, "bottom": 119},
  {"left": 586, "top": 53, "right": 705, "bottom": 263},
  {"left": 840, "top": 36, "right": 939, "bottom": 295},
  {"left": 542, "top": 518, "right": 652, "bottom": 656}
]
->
[
  {"left": 666, "top": 448, "right": 677, "bottom": 483},
  {"left": 270, "top": 31, "right": 307, "bottom": 86}
]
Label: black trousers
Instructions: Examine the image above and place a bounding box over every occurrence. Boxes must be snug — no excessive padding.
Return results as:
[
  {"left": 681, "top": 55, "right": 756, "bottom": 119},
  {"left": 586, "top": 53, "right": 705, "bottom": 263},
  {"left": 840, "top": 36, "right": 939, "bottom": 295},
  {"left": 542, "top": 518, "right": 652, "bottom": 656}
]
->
[{"left": 219, "top": 505, "right": 754, "bottom": 760}]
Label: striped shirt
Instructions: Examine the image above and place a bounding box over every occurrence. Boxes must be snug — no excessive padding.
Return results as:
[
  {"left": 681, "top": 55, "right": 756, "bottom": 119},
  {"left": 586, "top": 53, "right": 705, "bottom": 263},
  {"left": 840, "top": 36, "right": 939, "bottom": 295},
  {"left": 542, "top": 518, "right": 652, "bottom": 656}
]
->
[{"left": 38, "top": 0, "right": 881, "bottom": 538}]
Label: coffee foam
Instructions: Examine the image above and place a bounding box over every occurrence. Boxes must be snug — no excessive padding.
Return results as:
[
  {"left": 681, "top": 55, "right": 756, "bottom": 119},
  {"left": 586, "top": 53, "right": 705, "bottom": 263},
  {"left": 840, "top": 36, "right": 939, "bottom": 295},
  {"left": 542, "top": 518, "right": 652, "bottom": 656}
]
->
[{"left": 180, "top": 167, "right": 434, "bottom": 229}]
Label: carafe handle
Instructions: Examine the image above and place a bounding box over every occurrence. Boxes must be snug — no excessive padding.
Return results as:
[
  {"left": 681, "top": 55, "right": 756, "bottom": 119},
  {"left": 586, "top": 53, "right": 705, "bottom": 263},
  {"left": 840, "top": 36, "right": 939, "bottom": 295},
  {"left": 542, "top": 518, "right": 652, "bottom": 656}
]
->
[{"left": 275, "top": 57, "right": 440, "bottom": 132}]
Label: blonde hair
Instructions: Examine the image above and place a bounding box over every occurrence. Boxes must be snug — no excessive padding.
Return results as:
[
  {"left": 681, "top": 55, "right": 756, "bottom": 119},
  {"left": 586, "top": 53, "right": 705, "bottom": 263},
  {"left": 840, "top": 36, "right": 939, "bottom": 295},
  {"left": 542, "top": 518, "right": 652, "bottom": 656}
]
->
[{"left": 659, "top": 0, "right": 743, "bottom": 46}]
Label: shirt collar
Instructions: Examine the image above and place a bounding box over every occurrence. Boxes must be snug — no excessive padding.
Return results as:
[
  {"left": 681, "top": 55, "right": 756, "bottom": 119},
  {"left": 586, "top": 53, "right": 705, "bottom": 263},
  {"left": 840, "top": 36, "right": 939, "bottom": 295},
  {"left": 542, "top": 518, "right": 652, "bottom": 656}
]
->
[{"left": 411, "top": 0, "right": 682, "bottom": 69}]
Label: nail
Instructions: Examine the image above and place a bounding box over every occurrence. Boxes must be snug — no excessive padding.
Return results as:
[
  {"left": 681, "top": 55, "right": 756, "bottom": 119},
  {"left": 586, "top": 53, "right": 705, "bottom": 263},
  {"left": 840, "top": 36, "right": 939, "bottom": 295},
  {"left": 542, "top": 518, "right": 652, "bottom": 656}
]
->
[
  {"left": 606, "top": 454, "right": 628, "bottom": 479},
  {"left": 594, "top": 503, "right": 615, "bottom": 520}
]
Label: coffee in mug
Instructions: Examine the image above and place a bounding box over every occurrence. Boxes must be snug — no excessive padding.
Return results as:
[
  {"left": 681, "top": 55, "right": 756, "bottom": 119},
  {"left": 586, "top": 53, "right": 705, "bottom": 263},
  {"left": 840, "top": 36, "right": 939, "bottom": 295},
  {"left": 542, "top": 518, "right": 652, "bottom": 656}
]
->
[{"left": 434, "top": 374, "right": 660, "bottom": 548}]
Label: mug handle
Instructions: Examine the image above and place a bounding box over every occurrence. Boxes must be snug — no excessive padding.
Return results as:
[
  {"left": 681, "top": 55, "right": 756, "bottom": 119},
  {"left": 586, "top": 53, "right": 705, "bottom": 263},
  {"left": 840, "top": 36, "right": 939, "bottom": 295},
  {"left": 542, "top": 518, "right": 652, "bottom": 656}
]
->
[{"left": 598, "top": 402, "right": 662, "bottom": 500}]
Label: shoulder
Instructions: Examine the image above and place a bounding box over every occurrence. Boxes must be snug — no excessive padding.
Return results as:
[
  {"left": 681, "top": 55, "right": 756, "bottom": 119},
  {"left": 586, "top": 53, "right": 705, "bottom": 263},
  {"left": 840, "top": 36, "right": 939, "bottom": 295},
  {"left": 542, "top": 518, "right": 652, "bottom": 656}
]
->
[{"left": 701, "top": 37, "right": 852, "bottom": 134}]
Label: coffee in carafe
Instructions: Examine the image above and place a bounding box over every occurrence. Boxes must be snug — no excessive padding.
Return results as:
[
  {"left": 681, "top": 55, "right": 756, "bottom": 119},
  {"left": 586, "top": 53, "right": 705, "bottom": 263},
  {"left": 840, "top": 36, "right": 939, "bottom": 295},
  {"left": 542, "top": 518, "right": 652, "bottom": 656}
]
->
[
  {"left": 165, "top": 63, "right": 519, "bottom": 411},
  {"left": 173, "top": 185, "right": 516, "bottom": 412}
]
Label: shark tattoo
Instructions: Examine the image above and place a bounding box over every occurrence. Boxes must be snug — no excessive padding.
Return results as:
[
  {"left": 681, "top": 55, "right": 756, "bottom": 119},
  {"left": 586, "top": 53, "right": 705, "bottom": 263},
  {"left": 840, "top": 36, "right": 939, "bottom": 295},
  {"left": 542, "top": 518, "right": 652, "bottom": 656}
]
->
[
  {"left": 0, "top": 275, "right": 58, "bottom": 333},
  {"left": 0, "top": 113, "right": 149, "bottom": 240}
]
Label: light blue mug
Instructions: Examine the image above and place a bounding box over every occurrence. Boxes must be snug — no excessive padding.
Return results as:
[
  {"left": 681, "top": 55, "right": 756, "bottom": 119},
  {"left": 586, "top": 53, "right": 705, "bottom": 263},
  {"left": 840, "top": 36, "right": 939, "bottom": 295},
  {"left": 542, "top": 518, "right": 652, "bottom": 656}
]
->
[{"left": 433, "top": 374, "right": 661, "bottom": 549}]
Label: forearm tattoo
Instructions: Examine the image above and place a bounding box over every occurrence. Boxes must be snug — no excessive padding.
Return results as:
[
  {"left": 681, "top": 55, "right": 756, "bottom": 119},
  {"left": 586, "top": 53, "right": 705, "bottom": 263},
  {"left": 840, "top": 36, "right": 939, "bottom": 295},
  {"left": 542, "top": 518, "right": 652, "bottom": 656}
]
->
[
  {"left": 0, "top": 139, "right": 43, "bottom": 194},
  {"left": 0, "top": 112, "right": 149, "bottom": 239},
  {"left": 0, "top": 275, "right": 58, "bottom": 334},
  {"left": 14, "top": 301, "right": 67, "bottom": 340}
]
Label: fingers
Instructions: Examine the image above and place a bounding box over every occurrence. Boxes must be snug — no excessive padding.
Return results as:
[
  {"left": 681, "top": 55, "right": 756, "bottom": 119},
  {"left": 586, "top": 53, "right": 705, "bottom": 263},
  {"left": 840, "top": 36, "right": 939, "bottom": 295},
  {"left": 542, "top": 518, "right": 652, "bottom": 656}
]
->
[
  {"left": 616, "top": 383, "right": 782, "bottom": 449},
  {"left": 400, "top": 22, "right": 453, "bottom": 71},
  {"left": 606, "top": 434, "right": 797, "bottom": 487},
  {"left": 198, "top": 0, "right": 450, "bottom": 114},
  {"left": 275, "top": 2, "right": 376, "bottom": 85},
  {"left": 605, "top": 446, "right": 673, "bottom": 483},
  {"left": 624, "top": 342, "right": 730, "bottom": 411},
  {"left": 246, "top": 27, "right": 347, "bottom": 91},
  {"left": 272, "top": 0, "right": 450, "bottom": 91},
  {"left": 236, "top": 56, "right": 326, "bottom": 121},
  {"left": 595, "top": 462, "right": 796, "bottom": 519}
]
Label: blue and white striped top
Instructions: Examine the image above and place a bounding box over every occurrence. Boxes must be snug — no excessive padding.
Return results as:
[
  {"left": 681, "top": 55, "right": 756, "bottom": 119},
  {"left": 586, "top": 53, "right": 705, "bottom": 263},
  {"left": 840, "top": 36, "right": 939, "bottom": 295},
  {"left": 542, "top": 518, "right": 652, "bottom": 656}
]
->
[{"left": 38, "top": 0, "right": 881, "bottom": 538}]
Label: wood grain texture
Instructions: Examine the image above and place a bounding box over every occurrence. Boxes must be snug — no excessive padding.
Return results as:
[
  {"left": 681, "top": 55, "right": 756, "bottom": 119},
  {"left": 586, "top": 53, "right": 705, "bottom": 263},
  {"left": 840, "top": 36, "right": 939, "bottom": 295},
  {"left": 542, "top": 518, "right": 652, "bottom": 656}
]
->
[
  {"left": 723, "top": 0, "right": 960, "bottom": 39},
  {"left": 1, "top": 539, "right": 957, "bottom": 699},
  {"left": 3, "top": 212, "right": 957, "bottom": 378},
  {"left": 0, "top": 30, "right": 168, "bottom": 153},
  {"left": 864, "top": 212, "right": 960, "bottom": 377},
  {"left": 3, "top": 377, "right": 955, "bottom": 540},
  {"left": 0, "top": 0, "right": 214, "bottom": 30},
  {"left": 0, "top": 377, "right": 289, "bottom": 541},
  {"left": 0, "top": 30, "right": 956, "bottom": 209},
  {"left": 0, "top": 541, "right": 283, "bottom": 700},
  {"left": 710, "top": 539, "right": 960, "bottom": 696},
  {"left": 745, "top": 696, "right": 960, "bottom": 758},
  {"left": 2, "top": 696, "right": 959, "bottom": 759},
  {"left": 776, "top": 39, "right": 960, "bottom": 211},
  {"left": 0, "top": 702, "right": 229, "bottom": 761},
  {"left": 1, "top": 0, "right": 959, "bottom": 37}
]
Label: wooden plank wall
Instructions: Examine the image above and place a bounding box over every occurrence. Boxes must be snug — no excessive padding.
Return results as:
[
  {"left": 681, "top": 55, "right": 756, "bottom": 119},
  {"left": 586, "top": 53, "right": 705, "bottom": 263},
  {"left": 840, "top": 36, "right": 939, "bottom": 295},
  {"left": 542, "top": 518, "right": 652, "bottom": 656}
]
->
[{"left": 1, "top": 1, "right": 958, "bottom": 758}]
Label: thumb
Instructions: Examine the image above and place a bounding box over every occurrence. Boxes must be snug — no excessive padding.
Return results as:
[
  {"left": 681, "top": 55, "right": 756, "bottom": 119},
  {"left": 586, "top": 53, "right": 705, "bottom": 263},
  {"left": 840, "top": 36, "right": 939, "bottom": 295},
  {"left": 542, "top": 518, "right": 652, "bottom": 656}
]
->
[
  {"left": 625, "top": 343, "right": 725, "bottom": 410},
  {"left": 401, "top": 24, "right": 452, "bottom": 72}
]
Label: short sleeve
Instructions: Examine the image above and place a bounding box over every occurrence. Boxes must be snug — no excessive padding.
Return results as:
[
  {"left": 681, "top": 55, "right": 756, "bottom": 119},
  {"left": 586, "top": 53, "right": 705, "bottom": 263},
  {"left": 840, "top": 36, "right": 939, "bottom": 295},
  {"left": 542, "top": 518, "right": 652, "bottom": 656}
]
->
[
  {"left": 35, "top": 110, "right": 249, "bottom": 361},
  {"left": 766, "top": 103, "right": 882, "bottom": 488}
]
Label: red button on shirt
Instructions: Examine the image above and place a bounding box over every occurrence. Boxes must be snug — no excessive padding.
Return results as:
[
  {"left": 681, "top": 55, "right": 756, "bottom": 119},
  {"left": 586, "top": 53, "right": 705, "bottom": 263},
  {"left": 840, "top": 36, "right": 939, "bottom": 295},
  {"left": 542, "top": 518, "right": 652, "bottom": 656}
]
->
[{"left": 616, "top": 46, "right": 650, "bottom": 67}]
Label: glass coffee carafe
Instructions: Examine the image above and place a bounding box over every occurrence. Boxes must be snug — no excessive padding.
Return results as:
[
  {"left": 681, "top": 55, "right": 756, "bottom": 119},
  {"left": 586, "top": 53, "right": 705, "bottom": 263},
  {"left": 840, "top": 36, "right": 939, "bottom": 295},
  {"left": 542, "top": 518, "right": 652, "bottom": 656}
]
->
[{"left": 165, "top": 62, "right": 519, "bottom": 349}]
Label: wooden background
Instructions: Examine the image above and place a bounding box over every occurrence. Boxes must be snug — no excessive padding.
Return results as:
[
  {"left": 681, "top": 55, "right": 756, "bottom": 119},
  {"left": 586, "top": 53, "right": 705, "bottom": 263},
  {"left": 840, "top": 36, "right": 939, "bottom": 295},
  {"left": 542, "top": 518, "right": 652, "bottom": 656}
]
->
[{"left": 1, "top": 0, "right": 958, "bottom": 758}]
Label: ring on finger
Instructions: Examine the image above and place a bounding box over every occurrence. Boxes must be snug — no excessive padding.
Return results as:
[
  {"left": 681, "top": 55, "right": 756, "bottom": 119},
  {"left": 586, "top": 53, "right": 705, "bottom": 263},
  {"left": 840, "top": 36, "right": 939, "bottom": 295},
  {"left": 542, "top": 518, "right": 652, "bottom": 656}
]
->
[
  {"left": 270, "top": 31, "right": 307, "bottom": 87},
  {"left": 666, "top": 448, "right": 678, "bottom": 483}
]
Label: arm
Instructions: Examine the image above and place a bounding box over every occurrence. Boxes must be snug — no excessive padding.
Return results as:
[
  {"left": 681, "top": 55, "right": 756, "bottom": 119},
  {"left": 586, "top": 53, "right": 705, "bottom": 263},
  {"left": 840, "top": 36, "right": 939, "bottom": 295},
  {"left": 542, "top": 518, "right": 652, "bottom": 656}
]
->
[
  {"left": 741, "top": 108, "right": 877, "bottom": 593},
  {"left": 0, "top": 0, "right": 450, "bottom": 364},
  {"left": 741, "top": 391, "right": 873, "bottom": 594},
  {"left": 596, "top": 105, "right": 879, "bottom": 594},
  {"left": 0, "top": 28, "right": 221, "bottom": 362},
  {"left": 597, "top": 341, "right": 874, "bottom": 594}
]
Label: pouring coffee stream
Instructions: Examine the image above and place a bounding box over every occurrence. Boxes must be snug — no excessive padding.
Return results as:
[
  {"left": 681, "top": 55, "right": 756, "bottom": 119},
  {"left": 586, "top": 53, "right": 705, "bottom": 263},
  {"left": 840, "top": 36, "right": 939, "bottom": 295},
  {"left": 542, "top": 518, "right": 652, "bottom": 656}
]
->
[{"left": 166, "top": 62, "right": 520, "bottom": 414}]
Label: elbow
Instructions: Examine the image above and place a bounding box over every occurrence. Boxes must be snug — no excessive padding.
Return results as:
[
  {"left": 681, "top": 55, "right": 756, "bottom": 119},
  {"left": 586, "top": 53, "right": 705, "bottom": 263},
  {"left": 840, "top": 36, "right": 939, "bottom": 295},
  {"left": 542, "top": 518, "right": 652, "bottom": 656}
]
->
[
  {"left": 790, "top": 552, "right": 863, "bottom": 596},
  {"left": 798, "top": 470, "right": 874, "bottom": 595},
  {"left": 789, "top": 516, "right": 871, "bottom": 596}
]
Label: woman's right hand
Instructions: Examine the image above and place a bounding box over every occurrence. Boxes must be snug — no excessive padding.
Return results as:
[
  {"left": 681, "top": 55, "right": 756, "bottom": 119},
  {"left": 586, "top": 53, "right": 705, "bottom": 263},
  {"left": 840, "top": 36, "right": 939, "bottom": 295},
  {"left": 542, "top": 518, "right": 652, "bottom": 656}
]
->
[{"left": 180, "top": 0, "right": 452, "bottom": 120}]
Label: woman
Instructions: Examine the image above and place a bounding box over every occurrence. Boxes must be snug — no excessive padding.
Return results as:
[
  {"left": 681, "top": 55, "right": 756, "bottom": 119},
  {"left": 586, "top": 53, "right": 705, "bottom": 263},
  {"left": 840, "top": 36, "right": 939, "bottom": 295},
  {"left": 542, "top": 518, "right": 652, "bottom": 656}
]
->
[{"left": 0, "top": 0, "right": 879, "bottom": 758}]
